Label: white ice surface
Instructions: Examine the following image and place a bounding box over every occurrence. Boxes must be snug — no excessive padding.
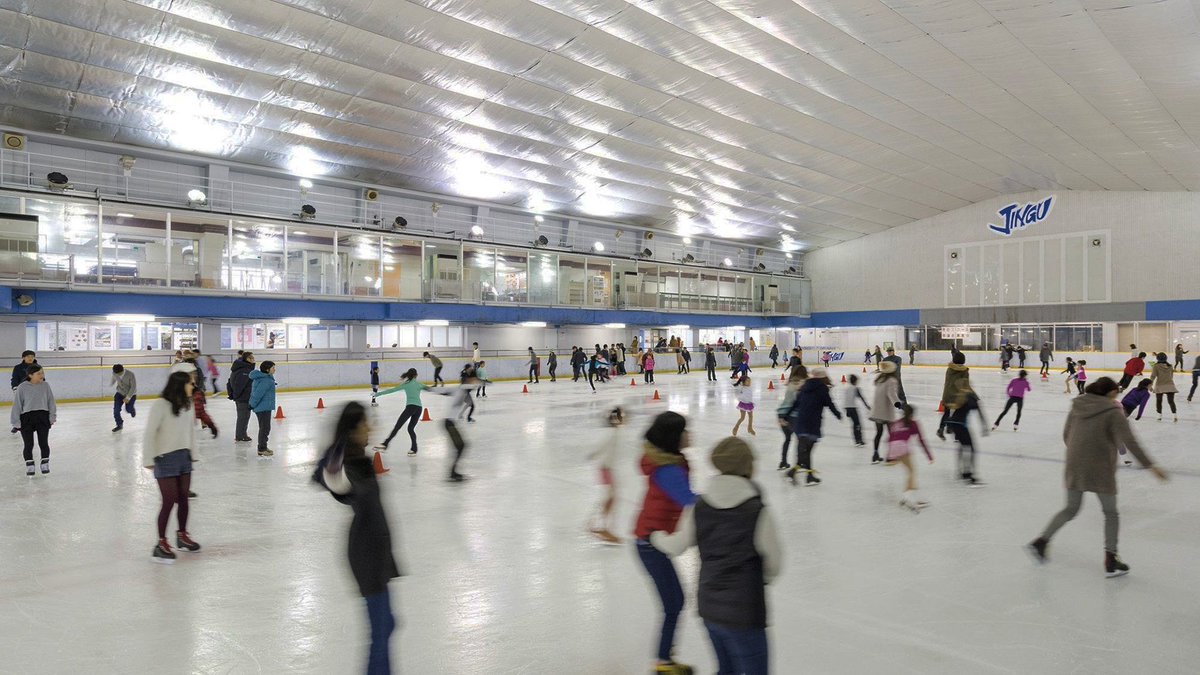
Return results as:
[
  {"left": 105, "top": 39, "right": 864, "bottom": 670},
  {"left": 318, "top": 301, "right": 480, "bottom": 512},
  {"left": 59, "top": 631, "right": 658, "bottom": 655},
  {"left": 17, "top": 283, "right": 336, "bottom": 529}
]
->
[{"left": 1, "top": 365, "right": 1198, "bottom": 674}]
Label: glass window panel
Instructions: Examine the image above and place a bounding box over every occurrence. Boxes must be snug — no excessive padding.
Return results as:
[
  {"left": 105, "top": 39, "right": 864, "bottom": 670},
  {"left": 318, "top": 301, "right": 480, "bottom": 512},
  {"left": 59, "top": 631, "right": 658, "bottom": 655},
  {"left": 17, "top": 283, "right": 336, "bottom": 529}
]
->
[
  {"left": 587, "top": 258, "right": 611, "bottom": 307},
  {"left": 945, "top": 247, "right": 963, "bottom": 307},
  {"left": 613, "top": 261, "right": 637, "bottom": 308},
  {"left": 1021, "top": 240, "right": 1040, "bottom": 304},
  {"left": 396, "top": 325, "right": 415, "bottom": 348},
  {"left": 463, "top": 245, "right": 495, "bottom": 301},
  {"left": 289, "top": 229, "right": 335, "bottom": 295},
  {"left": 229, "top": 221, "right": 285, "bottom": 293},
  {"left": 382, "top": 325, "right": 399, "bottom": 348},
  {"left": 424, "top": 242, "right": 460, "bottom": 301},
  {"left": 366, "top": 325, "right": 382, "bottom": 349},
  {"left": 308, "top": 326, "right": 329, "bottom": 349},
  {"left": 1001, "top": 242, "right": 1020, "bottom": 305},
  {"left": 1086, "top": 234, "right": 1107, "bottom": 302},
  {"left": 0, "top": 207, "right": 47, "bottom": 281},
  {"left": 31, "top": 199, "right": 100, "bottom": 284},
  {"left": 447, "top": 326, "right": 463, "bottom": 348},
  {"left": 559, "top": 255, "right": 587, "bottom": 305},
  {"left": 1044, "top": 239, "right": 1062, "bottom": 303},
  {"left": 287, "top": 325, "right": 308, "bottom": 349},
  {"left": 101, "top": 208, "right": 168, "bottom": 287},
  {"left": 171, "top": 213, "right": 230, "bottom": 290},
  {"left": 963, "top": 245, "right": 981, "bottom": 306},
  {"left": 1064, "top": 236, "right": 1085, "bottom": 302},
  {"left": 383, "top": 237, "right": 422, "bottom": 300},
  {"left": 528, "top": 251, "right": 557, "bottom": 305},
  {"left": 981, "top": 244, "right": 1001, "bottom": 305},
  {"left": 416, "top": 326, "right": 431, "bottom": 348},
  {"left": 495, "top": 248, "right": 527, "bottom": 303},
  {"left": 341, "top": 233, "right": 381, "bottom": 297},
  {"left": 638, "top": 263, "right": 659, "bottom": 309}
]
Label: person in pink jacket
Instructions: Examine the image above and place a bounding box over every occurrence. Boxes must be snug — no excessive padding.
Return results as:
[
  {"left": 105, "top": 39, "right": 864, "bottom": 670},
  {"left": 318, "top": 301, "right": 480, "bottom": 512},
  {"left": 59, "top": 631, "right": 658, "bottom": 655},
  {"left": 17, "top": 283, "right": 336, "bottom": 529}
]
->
[
  {"left": 886, "top": 404, "right": 933, "bottom": 510},
  {"left": 642, "top": 351, "right": 656, "bottom": 384},
  {"left": 993, "top": 370, "right": 1032, "bottom": 431}
]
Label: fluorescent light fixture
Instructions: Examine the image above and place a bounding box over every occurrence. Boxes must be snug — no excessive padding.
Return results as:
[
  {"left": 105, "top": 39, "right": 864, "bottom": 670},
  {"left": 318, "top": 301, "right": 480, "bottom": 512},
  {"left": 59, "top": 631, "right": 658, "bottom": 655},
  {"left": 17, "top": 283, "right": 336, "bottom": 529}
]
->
[
  {"left": 281, "top": 317, "right": 320, "bottom": 325},
  {"left": 603, "top": 323, "right": 626, "bottom": 329},
  {"left": 418, "top": 319, "right": 449, "bottom": 326},
  {"left": 727, "top": 326, "right": 747, "bottom": 331},
  {"left": 106, "top": 314, "right": 155, "bottom": 322},
  {"left": 520, "top": 321, "right": 547, "bottom": 328},
  {"left": 298, "top": 178, "right": 313, "bottom": 189},
  {"left": 672, "top": 325, "right": 690, "bottom": 330},
  {"left": 288, "top": 147, "right": 321, "bottom": 178},
  {"left": 528, "top": 190, "right": 547, "bottom": 212},
  {"left": 723, "top": 257, "right": 733, "bottom": 266},
  {"left": 682, "top": 237, "right": 692, "bottom": 244},
  {"left": 593, "top": 241, "right": 605, "bottom": 252},
  {"left": 534, "top": 215, "right": 545, "bottom": 223},
  {"left": 116, "top": 212, "right": 135, "bottom": 218},
  {"left": 471, "top": 225, "right": 484, "bottom": 236},
  {"left": 292, "top": 230, "right": 307, "bottom": 236},
  {"left": 186, "top": 189, "right": 207, "bottom": 203},
  {"left": 785, "top": 252, "right": 793, "bottom": 259}
]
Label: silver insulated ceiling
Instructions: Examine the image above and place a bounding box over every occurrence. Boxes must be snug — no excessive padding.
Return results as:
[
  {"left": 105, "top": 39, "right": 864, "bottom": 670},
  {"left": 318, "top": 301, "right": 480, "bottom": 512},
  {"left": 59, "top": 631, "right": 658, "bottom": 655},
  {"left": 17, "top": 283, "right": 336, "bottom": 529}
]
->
[{"left": 2, "top": 0, "right": 1199, "bottom": 249}]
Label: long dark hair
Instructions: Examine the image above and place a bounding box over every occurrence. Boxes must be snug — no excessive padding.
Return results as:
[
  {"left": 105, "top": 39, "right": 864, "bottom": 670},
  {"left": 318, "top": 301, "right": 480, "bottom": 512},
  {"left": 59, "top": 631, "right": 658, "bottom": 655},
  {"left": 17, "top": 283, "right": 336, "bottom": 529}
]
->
[
  {"left": 402, "top": 368, "right": 418, "bottom": 381},
  {"left": 1084, "top": 377, "right": 1119, "bottom": 397},
  {"left": 645, "top": 411, "right": 687, "bottom": 455},
  {"left": 161, "top": 371, "right": 193, "bottom": 416},
  {"left": 333, "top": 401, "right": 369, "bottom": 457}
]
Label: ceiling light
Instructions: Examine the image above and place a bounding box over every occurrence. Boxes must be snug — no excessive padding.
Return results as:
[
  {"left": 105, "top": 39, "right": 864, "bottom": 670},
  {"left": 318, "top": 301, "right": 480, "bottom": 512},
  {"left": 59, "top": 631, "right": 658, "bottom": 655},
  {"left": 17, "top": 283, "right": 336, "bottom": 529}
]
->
[
  {"left": 471, "top": 225, "right": 484, "bottom": 236},
  {"left": 292, "top": 230, "right": 307, "bottom": 236},
  {"left": 682, "top": 237, "right": 692, "bottom": 244},
  {"left": 298, "top": 178, "right": 313, "bottom": 190},
  {"left": 106, "top": 314, "right": 155, "bottom": 322},
  {"left": 723, "top": 257, "right": 733, "bottom": 266},
  {"left": 288, "top": 147, "right": 321, "bottom": 178},
  {"left": 593, "top": 242, "right": 605, "bottom": 252},
  {"left": 520, "top": 321, "right": 547, "bottom": 328},
  {"left": 116, "top": 213, "right": 135, "bottom": 218},
  {"left": 418, "top": 319, "right": 449, "bottom": 326},
  {"left": 282, "top": 317, "right": 320, "bottom": 325},
  {"left": 603, "top": 323, "right": 626, "bottom": 329},
  {"left": 785, "top": 252, "right": 793, "bottom": 259},
  {"left": 672, "top": 325, "right": 690, "bottom": 330},
  {"left": 528, "top": 190, "right": 546, "bottom": 212},
  {"left": 187, "top": 189, "right": 207, "bottom": 206},
  {"left": 534, "top": 215, "right": 545, "bottom": 223},
  {"left": 727, "top": 326, "right": 747, "bottom": 331}
]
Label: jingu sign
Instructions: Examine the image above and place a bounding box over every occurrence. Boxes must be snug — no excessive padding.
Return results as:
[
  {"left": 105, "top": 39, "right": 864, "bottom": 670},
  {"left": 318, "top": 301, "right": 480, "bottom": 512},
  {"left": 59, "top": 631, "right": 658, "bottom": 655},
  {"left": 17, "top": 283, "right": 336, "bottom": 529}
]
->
[{"left": 987, "top": 196, "right": 1054, "bottom": 236}]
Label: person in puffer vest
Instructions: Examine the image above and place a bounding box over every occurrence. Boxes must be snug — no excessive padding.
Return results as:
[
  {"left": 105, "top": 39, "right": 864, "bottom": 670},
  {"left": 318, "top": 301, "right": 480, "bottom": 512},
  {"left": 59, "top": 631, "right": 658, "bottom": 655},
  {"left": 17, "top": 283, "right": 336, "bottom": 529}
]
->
[
  {"left": 633, "top": 411, "right": 696, "bottom": 675},
  {"left": 652, "top": 437, "right": 782, "bottom": 675}
]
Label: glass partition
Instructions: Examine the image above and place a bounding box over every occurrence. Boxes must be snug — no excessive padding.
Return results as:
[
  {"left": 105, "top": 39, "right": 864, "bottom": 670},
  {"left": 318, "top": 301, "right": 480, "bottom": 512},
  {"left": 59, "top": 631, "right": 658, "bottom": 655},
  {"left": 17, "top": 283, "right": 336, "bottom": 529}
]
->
[
  {"left": 559, "top": 255, "right": 587, "bottom": 305},
  {"left": 495, "top": 248, "right": 527, "bottom": 303},
  {"left": 101, "top": 208, "right": 169, "bottom": 287},
  {"left": 384, "top": 236, "right": 423, "bottom": 300},
  {"left": 424, "top": 242, "right": 461, "bottom": 301},
  {"left": 528, "top": 251, "right": 557, "bottom": 305},
  {"left": 289, "top": 229, "right": 336, "bottom": 295},
  {"left": 586, "top": 257, "right": 611, "bottom": 307},
  {"left": 31, "top": 199, "right": 100, "bottom": 284},
  {"left": 171, "top": 213, "right": 229, "bottom": 290},
  {"left": 637, "top": 263, "right": 659, "bottom": 309},
  {"left": 229, "top": 222, "right": 285, "bottom": 293},
  {"left": 0, "top": 208, "right": 44, "bottom": 281},
  {"left": 613, "top": 261, "right": 637, "bottom": 308},
  {"left": 341, "top": 233, "right": 381, "bottom": 297},
  {"left": 463, "top": 244, "right": 495, "bottom": 301}
]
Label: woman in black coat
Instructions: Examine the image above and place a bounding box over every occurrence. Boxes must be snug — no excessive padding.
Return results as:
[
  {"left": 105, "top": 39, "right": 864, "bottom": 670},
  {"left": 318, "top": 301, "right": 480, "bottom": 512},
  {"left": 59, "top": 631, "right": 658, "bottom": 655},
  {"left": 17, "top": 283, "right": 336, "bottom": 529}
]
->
[{"left": 318, "top": 402, "right": 401, "bottom": 675}]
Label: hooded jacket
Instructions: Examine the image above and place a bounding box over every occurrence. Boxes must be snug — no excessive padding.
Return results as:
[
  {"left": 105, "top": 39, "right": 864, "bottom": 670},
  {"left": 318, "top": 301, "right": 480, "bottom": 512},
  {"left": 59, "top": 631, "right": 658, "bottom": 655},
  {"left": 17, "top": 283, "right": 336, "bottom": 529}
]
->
[
  {"left": 869, "top": 376, "right": 901, "bottom": 423},
  {"left": 1039, "top": 345, "right": 1053, "bottom": 362},
  {"left": 941, "top": 364, "right": 971, "bottom": 405},
  {"left": 1123, "top": 357, "right": 1145, "bottom": 377},
  {"left": 1150, "top": 361, "right": 1177, "bottom": 394},
  {"left": 1062, "top": 394, "right": 1154, "bottom": 494},
  {"left": 786, "top": 378, "right": 841, "bottom": 438},
  {"left": 248, "top": 370, "right": 277, "bottom": 413},
  {"left": 634, "top": 444, "right": 694, "bottom": 540},
  {"left": 651, "top": 475, "right": 782, "bottom": 629},
  {"left": 227, "top": 358, "right": 255, "bottom": 403}
]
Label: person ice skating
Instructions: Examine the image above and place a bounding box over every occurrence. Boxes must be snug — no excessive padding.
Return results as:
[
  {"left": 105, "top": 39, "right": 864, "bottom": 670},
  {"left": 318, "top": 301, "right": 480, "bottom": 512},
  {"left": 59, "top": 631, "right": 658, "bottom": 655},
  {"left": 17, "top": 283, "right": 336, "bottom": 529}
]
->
[
  {"left": 587, "top": 407, "right": 626, "bottom": 544},
  {"left": 205, "top": 355, "right": 220, "bottom": 395},
  {"left": 676, "top": 348, "right": 686, "bottom": 375},
  {"left": 705, "top": 347, "right": 717, "bottom": 382},
  {"left": 909, "top": 344, "right": 918, "bottom": 365},
  {"left": 10, "top": 349, "right": 37, "bottom": 390},
  {"left": 842, "top": 373, "right": 870, "bottom": 449},
  {"left": 993, "top": 370, "right": 1031, "bottom": 431},
  {"left": 1175, "top": 344, "right": 1188, "bottom": 372},
  {"left": 1038, "top": 342, "right": 1053, "bottom": 377},
  {"left": 1073, "top": 360, "right": 1088, "bottom": 395},
  {"left": 314, "top": 402, "right": 402, "bottom": 673},
  {"left": 1060, "top": 357, "right": 1077, "bottom": 394},
  {"left": 783, "top": 367, "right": 842, "bottom": 486},
  {"left": 1016, "top": 345, "right": 1027, "bottom": 369},
  {"left": 1149, "top": 353, "right": 1178, "bottom": 422},
  {"left": 643, "top": 351, "right": 656, "bottom": 384},
  {"left": 110, "top": 364, "right": 137, "bottom": 432},
  {"left": 176, "top": 362, "right": 219, "bottom": 439},
  {"left": 472, "top": 341, "right": 480, "bottom": 366},
  {"left": 142, "top": 371, "right": 201, "bottom": 563},
  {"left": 11, "top": 364, "right": 55, "bottom": 476},
  {"left": 873, "top": 345, "right": 883, "bottom": 369},
  {"left": 370, "top": 364, "right": 380, "bottom": 407},
  {"left": 776, "top": 367, "right": 807, "bottom": 470},
  {"left": 945, "top": 379, "right": 988, "bottom": 487},
  {"left": 1121, "top": 379, "right": 1152, "bottom": 421},
  {"left": 863, "top": 349, "right": 872, "bottom": 366},
  {"left": 681, "top": 346, "right": 691, "bottom": 374},
  {"left": 886, "top": 404, "right": 933, "bottom": 511},
  {"left": 883, "top": 347, "right": 906, "bottom": 402},
  {"left": 1188, "top": 355, "right": 1200, "bottom": 402},
  {"left": 248, "top": 360, "right": 277, "bottom": 458},
  {"left": 1028, "top": 377, "right": 1168, "bottom": 578},
  {"left": 999, "top": 344, "right": 1011, "bottom": 372},
  {"left": 228, "top": 351, "right": 256, "bottom": 442},
  {"left": 769, "top": 344, "right": 779, "bottom": 368},
  {"left": 376, "top": 368, "right": 437, "bottom": 455},
  {"left": 634, "top": 411, "right": 696, "bottom": 674},
  {"left": 1129, "top": 343, "right": 1139, "bottom": 359},
  {"left": 547, "top": 350, "right": 557, "bottom": 382},
  {"left": 451, "top": 365, "right": 479, "bottom": 423},
  {"left": 474, "top": 361, "right": 490, "bottom": 398},
  {"left": 936, "top": 352, "right": 970, "bottom": 440},
  {"left": 730, "top": 374, "right": 756, "bottom": 437},
  {"left": 869, "top": 362, "right": 902, "bottom": 464},
  {"left": 570, "top": 346, "right": 585, "bottom": 382},
  {"left": 1119, "top": 352, "right": 1147, "bottom": 392},
  {"left": 423, "top": 351, "right": 444, "bottom": 386},
  {"left": 526, "top": 347, "right": 540, "bottom": 384},
  {"left": 651, "top": 437, "right": 781, "bottom": 675}
]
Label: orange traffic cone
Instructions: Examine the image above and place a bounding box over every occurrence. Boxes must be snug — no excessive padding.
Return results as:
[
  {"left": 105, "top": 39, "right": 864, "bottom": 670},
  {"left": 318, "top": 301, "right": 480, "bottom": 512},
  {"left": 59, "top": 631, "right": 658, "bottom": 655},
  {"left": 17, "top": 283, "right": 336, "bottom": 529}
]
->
[
  {"left": 862, "top": 367, "right": 867, "bottom": 373},
  {"left": 274, "top": 405, "right": 285, "bottom": 420},
  {"left": 936, "top": 401, "right": 945, "bottom": 413},
  {"left": 653, "top": 389, "right": 661, "bottom": 401},
  {"left": 841, "top": 375, "right": 847, "bottom": 383},
  {"left": 1041, "top": 372, "right": 1048, "bottom": 380},
  {"left": 316, "top": 398, "right": 325, "bottom": 410},
  {"left": 630, "top": 378, "right": 637, "bottom": 386},
  {"left": 421, "top": 408, "right": 432, "bottom": 422},
  {"left": 372, "top": 451, "right": 389, "bottom": 475},
  {"left": 767, "top": 380, "right": 775, "bottom": 390},
  {"left": 522, "top": 384, "right": 529, "bottom": 394},
  {"left": 780, "top": 373, "right": 786, "bottom": 381}
]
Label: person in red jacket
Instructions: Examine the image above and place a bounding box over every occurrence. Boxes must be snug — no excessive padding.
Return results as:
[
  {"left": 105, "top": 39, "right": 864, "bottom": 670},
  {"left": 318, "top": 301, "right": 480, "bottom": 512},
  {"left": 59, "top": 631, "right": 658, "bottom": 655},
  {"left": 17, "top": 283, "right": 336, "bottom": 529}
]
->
[
  {"left": 1118, "top": 352, "right": 1146, "bottom": 392},
  {"left": 634, "top": 411, "right": 696, "bottom": 675}
]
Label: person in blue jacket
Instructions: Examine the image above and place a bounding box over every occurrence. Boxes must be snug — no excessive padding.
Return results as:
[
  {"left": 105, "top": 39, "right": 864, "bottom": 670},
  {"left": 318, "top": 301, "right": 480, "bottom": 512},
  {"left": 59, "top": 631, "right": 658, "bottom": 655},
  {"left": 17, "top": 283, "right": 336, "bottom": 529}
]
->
[
  {"left": 248, "top": 360, "right": 277, "bottom": 458},
  {"left": 783, "top": 367, "right": 842, "bottom": 486}
]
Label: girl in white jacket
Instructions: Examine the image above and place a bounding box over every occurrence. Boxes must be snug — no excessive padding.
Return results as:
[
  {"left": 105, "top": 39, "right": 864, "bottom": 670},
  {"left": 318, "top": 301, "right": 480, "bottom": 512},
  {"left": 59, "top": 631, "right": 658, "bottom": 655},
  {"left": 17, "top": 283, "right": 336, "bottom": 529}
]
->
[
  {"left": 868, "top": 362, "right": 902, "bottom": 464},
  {"left": 731, "top": 374, "right": 756, "bottom": 436},
  {"left": 143, "top": 371, "right": 201, "bottom": 564},
  {"left": 587, "top": 407, "right": 625, "bottom": 544}
]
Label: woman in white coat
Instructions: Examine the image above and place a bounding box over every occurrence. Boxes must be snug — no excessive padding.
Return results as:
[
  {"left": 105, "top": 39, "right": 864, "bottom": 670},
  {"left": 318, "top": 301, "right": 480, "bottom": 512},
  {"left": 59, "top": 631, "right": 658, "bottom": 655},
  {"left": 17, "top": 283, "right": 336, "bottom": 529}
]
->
[{"left": 868, "top": 361, "right": 902, "bottom": 464}]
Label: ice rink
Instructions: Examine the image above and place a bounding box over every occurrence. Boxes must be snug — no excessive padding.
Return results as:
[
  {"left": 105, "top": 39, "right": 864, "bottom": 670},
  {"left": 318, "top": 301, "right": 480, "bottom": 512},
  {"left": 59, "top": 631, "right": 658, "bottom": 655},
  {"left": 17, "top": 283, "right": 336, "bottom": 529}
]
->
[{"left": 1, "top": 362, "right": 1198, "bottom": 674}]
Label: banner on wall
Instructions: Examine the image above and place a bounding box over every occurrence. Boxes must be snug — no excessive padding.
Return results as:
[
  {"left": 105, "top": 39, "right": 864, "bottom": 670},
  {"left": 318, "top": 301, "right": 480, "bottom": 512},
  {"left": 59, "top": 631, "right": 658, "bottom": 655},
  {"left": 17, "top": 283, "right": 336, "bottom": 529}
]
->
[{"left": 988, "top": 195, "right": 1054, "bottom": 236}]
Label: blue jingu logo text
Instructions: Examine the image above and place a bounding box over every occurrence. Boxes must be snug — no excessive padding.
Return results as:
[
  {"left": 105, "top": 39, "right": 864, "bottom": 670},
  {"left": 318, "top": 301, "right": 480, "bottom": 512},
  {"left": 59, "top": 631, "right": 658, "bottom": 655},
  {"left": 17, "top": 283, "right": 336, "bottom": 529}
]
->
[{"left": 988, "top": 196, "right": 1053, "bottom": 236}]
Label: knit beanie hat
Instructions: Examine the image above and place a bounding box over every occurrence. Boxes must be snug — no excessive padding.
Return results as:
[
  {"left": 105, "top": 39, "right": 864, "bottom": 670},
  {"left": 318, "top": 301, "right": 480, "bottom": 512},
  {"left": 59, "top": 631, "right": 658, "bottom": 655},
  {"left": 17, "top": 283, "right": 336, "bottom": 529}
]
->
[
  {"left": 710, "top": 437, "right": 753, "bottom": 478},
  {"left": 952, "top": 352, "right": 966, "bottom": 365}
]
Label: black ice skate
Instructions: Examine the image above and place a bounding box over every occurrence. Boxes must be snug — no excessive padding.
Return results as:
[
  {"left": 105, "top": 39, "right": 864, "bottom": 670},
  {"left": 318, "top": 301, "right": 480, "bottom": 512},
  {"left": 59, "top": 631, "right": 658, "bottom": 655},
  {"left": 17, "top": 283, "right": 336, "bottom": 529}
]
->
[
  {"left": 1027, "top": 538, "right": 1048, "bottom": 564},
  {"left": 1105, "top": 552, "right": 1130, "bottom": 578},
  {"left": 176, "top": 530, "right": 201, "bottom": 552},
  {"left": 152, "top": 539, "right": 176, "bottom": 564}
]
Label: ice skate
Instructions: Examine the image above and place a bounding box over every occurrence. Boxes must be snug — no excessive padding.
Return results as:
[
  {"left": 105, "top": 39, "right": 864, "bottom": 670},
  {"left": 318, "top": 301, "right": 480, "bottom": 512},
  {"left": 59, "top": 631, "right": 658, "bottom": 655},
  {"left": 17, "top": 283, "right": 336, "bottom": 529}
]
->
[
  {"left": 785, "top": 465, "right": 801, "bottom": 484},
  {"left": 1105, "top": 552, "right": 1130, "bottom": 578},
  {"left": 777, "top": 460, "right": 788, "bottom": 471},
  {"left": 1027, "top": 538, "right": 1048, "bottom": 564},
  {"left": 40, "top": 459, "right": 49, "bottom": 475},
  {"left": 176, "top": 531, "right": 201, "bottom": 552},
  {"left": 25, "top": 461, "right": 34, "bottom": 477},
  {"left": 652, "top": 662, "right": 693, "bottom": 674},
  {"left": 900, "top": 496, "right": 929, "bottom": 512},
  {"left": 257, "top": 448, "right": 273, "bottom": 458},
  {"left": 805, "top": 469, "right": 821, "bottom": 487},
  {"left": 152, "top": 539, "right": 176, "bottom": 564}
]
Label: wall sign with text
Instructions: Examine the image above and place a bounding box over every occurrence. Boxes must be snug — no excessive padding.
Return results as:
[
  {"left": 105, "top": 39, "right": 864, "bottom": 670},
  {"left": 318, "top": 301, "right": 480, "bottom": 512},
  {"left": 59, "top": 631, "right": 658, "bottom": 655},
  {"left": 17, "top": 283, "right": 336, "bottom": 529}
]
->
[{"left": 988, "top": 195, "right": 1054, "bottom": 236}]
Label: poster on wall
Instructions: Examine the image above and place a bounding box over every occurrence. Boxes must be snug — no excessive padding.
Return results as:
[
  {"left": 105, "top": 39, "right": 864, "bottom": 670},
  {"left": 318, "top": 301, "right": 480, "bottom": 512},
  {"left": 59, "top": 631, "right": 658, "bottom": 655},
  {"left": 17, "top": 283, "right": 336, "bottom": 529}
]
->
[
  {"left": 91, "top": 326, "right": 113, "bottom": 350},
  {"left": 962, "top": 332, "right": 982, "bottom": 347}
]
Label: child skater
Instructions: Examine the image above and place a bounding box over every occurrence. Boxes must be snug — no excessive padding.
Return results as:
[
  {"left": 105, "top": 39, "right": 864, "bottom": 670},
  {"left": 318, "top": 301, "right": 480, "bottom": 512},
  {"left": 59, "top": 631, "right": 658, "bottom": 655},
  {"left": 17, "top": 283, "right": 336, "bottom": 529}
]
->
[
  {"left": 993, "top": 370, "right": 1031, "bottom": 431},
  {"left": 886, "top": 404, "right": 933, "bottom": 511},
  {"left": 1121, "top": 379, "right": 1152, "bottom": 421},
  {"left": 110, "top": 364, "right": 137, "bottom": 433},
  {"left": 474, "top": 360, "right": 490, "bottom": 398},
  {"left": 370, "top": 364, "right": 380, "bottom": 407},
  {"left": 1073, "top": 360, "right": 1088, "bottom": 395},
  {"left": 821, "top": 350, "right": 832, "bottom": 369},
  {"left": 651, "top": 437, "right": 782, "bottom": 675},
  {"left": 11, "top": 364, "right": 55, "bottom": 476},
  {"left": 634, "top": 411, "right": 696, "bottom": 674},
  {"left": 1061, "top": 357, "right": 1077, "bottom": 394},
  {"left": 945, "top": 379, "right": 988, "bottom": 487},
  {"left": 451, "top": 365, "right": 479, "bottom": 423},
  {"left": 444, "top": 418, "right": 468, "bottom": 482},
  {"left": 1028, "top": 377, "right": 1168, "bottom": 578},
  {"left": 783, "top": 367, "right": 842, "bottom": 486},
  {"left": 869, "top": 362, "right": 902, "bottom": 464},
  {"left": 775, "top": 367, "right": 807, "bottom": 470},
  {"left": 842, "top": 373, "right": 870, "bottom": 448},
  {"left": 731, "top": 374, "right": 756, "bottom": 436},
  {"left": 314, "top": 402, "right": 402, "bottom": 673},
  {"left": 587, "top": 407, "right": 625, "bottom": 544}
]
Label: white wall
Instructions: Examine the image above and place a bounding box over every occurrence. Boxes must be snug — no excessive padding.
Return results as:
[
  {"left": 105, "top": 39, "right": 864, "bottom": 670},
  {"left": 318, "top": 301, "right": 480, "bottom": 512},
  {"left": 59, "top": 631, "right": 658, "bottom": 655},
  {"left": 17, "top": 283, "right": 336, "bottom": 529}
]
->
[{"left": 806, "top": 191, "right": 1200, "bottom": 312}]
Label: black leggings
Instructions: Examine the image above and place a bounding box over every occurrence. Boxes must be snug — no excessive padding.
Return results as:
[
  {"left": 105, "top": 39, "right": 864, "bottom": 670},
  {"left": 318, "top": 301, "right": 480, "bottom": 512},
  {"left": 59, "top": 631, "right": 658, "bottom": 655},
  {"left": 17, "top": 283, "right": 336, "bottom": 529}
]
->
[
  {"left": 995, "top": 396, "right": 1024, "bottom": 426},
  {"left": 793, "top": 435, "right": 817, "bottom": 470},
  {"left": 846, "top": 408, "right": 863, "bottom": 445},
  {"left": 548, "top": 365, "right": 556, "bottom": 381},
  {"left": 779, "top": 420, "right": 791, "bottom": 465},
  {"left": 644, "top": 369, "right": 654, "bottom": 383},
  {"left": 587, "top": 369, "right": 597, "bottom": 392},
  {"left": 1040, "top": 360, "right": 1050, "bottom": 376},
  {"left": 384, "top": 404, "right": 422, "bottom": 452},
  {"left": 1190, "top": 372, "right": 1199, "bottom": 400},
  {"left": 1156, "top": 392, "right": 1177, "bottom": 415},
  {"left": 1076, "top": 379, "right": 1085, "bottom": 395},
  {"left": 19, "top": 410, "right": 51, "bottom": 461},
  {"left": 872, "top": 421, "right": 886, "bottom": 455},
  {"left": 706, "top": 364, "right": 716, "bottom": 381},
  {"left": 156, "top": 473, "right": 191, "bottom": 539},
  {"left": 950, "top": 425, "right": 976, "bottom": 478}
]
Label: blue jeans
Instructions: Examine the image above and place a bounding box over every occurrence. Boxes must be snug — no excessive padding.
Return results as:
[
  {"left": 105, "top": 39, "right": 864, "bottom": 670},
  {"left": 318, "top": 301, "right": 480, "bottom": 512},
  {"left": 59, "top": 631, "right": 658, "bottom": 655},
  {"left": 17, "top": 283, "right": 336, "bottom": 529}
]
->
[
  {"left": 113, "top": 393, "right": 136, "bottom": 426},
  {"left": 636, "top": 539, "right": 684, "bottom": 662},
  {"left": 365, "top": 590, "right": 395, "bottom": 675},
  {"left": 705, "top": 621, "right": 769, "bottom": 675}
]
